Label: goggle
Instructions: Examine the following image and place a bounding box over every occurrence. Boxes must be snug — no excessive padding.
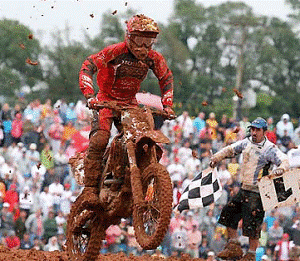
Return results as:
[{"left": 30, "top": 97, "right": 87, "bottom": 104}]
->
[{"left": 129, "top": 35, "right": 156, "bottom": 48}]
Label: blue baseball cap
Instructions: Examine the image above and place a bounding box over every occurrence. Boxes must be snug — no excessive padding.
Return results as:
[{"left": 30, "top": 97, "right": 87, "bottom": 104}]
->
[{"left": 250, "top": 117, "right": 267, "bottom": 130}]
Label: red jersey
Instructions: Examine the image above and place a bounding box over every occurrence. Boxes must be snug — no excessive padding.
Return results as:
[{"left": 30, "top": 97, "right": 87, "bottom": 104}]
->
[
  {"left": 5, "top": 236, "right": 20, "bottom": 249},
  {"left": 79, "top": 42, "right": 173, "bottom": 107}
]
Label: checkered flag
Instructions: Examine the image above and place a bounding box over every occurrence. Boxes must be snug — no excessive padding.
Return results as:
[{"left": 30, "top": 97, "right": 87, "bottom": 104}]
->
[{"left": 177, "top": 167, "right": 222, "bottom": 213}]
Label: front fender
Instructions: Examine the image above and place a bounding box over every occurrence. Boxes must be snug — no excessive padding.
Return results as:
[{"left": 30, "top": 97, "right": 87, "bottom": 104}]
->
[{"left": 136, "top": 130, "right": 170, "bottom": 145}]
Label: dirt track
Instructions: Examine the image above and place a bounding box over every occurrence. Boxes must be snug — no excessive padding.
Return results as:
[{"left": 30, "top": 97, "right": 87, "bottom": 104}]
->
[{"left": 0, "top": 246, "right": 205, "bottom": 261}]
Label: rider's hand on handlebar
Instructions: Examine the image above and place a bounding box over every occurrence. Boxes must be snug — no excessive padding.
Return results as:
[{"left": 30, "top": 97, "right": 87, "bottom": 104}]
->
[
  {"left": 87, "top": 97, "right": 98, "bottom": 108},
  {"left": 163, "top": 106, "right": 176, "bottom": 119}
]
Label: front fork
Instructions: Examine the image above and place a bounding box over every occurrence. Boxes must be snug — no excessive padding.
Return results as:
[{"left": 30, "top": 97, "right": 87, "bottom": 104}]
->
[{"left": 126, "top": 140, "right": 145, "bottom": 207}]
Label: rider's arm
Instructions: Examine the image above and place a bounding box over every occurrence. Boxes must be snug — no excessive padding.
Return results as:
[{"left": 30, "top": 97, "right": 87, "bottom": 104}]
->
[
  {"left": 79, "top": 43, "right": 127, "bottom": 99},
  {"left": 148, "top": 50, "right": 174, "bottom": 107},
  {"left": 79, "top": 54, "right": 98, "bottom": 99}
]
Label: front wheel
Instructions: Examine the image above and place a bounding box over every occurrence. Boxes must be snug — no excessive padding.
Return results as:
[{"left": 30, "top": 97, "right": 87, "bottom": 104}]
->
[
  {"left": 66, "top": 193, "right": 104, "bottom": 261},
  {"left": 133, "top": 163, "right": 173, "bottom": 249}
]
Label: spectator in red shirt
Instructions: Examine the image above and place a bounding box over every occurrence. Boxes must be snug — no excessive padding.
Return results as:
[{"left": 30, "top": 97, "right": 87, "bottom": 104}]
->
[
  {"left": 4, "top": 183, "right": 19, "bottom": 213},
  {"left": 11, "top": 113, "right": 23, "bottom": 144},
  {"left": 5, "top": 230, "right": 21, "bottom": 250}
]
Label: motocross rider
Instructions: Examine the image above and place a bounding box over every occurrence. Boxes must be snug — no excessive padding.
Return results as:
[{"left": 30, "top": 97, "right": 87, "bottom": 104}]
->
[{"left": 79, "top": 14, "right": 174, "bottom": 204}]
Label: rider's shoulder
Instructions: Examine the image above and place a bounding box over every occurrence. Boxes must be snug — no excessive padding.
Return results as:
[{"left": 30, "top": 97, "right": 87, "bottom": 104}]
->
[
  {"left": 98, "top": 42, "right": 127, "bottom": 59},
  {"left": 148, "top": 49, "right": 165, "bottom": 60}
]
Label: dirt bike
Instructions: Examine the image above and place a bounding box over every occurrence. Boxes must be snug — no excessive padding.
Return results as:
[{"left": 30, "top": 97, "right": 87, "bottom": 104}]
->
[{"left": 66, "top": 100, "right": 175, "bottom": 261}]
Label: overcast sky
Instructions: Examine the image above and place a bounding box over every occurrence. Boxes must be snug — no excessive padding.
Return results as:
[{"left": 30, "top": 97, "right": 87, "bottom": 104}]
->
[{"left": 0, "top": 0, "right": 293, "bottom": 45}]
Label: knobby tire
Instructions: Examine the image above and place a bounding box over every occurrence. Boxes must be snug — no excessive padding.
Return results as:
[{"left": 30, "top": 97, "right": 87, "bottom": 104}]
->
[{"left": 133, "top": 163, "right": 173, "bottom": 250}]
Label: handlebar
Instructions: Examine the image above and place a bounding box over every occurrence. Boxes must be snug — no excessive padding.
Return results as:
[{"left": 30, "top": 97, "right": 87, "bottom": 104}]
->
[
  {"left": 88, "top": 100, "right": 132, "bottom": 111},
  {"left": 88, "top": 100, "right": 176, "bottom": 120},
  {"left": 150, "top": 107, "right": 176, "bottom": 120}
]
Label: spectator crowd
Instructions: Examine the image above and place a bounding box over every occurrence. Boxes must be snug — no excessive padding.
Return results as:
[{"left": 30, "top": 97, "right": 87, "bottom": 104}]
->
[{"left": 1, "top": 98, "right": 300, "bottom": 260}]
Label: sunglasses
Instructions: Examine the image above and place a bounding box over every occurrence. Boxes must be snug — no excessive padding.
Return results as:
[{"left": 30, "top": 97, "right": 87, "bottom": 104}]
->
[{"left": 129, "top": 35, "right": 156, "bottom": 48}]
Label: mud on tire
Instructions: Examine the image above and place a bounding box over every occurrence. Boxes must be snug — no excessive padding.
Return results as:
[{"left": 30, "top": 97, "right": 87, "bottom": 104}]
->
[
  {"left": 66, "top": 193, "right": 104, "bottom": 261},
  {"left": 133, "top": 163, "right": 173, "bottom": 250}
]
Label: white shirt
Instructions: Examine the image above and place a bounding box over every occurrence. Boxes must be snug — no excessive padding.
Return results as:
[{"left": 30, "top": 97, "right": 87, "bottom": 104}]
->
[
  {"left": 177, "top": 115, "right": 194, "bottom": 139},
  {"left": 288, "top": 148, "right": 300, "bottom": 168},
  {"left": 49, "top": 182, "right": 64, "bottom": 205},
  {"left": 184, "top": 157, "right": 201, "bottom": 174},
  {"left": 229, "top": 137, "right": 289, "bottom": 191},
  {"left": 275, "top": 241, "right": 295, "bottom": 261},
  {"left": 31, "top": 164, "right": 46, "bottom": 182},
  {"left": 167, "top": 163, "right": 186, "bottom": 181},
  {"left": 39, "top": 191, "right": 53, "bottom": 215},
  {"left": 19, "top": 192, "right": 33, "bottom": 210},
  {"left": 178, "top": 147, "right": 192, "bottom": 165},
  {"left": 217, "top": 169, "right": 231, "bottom": 186}
]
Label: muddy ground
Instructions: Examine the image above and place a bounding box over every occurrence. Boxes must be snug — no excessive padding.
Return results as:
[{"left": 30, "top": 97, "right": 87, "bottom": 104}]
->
[{"left": 0, "top": 246, "right": 205, "bottom": 261}]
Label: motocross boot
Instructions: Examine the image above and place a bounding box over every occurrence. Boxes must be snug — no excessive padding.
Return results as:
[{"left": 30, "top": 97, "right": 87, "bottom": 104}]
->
[
  {"left": 82, "top": 130, "right": 110, "bottom": 207},
  {"left": 82, "top": 157, "right": 102, "bottom": 207},
  {"left": 217, "top": 239, "right": 244, "bottom": 260}
]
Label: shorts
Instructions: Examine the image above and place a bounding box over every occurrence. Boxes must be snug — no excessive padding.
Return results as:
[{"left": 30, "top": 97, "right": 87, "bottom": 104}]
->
[{"left": 218, "top": 188, "right": 265, "bottom": 239}]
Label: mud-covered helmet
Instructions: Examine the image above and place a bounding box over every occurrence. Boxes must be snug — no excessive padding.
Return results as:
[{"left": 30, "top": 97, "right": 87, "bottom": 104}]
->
[
  {"left": 125, "top": 14, "right": 159, "bottom": 60},
  {"left": 126, "top": 14, "right": 159, "bottom": 35}
]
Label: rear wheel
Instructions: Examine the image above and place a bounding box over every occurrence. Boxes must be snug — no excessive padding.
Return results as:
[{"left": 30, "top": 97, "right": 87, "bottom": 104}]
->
[
  {"left": 132, "top": 163, "right": 173, "bottom": 249},
  {"left": 66, "top": 193, "right": 104, "bottom": 261}
]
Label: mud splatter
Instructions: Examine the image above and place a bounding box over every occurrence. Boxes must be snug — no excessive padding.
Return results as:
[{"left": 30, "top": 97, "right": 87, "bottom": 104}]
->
[
  {"left": 28, "top": 34, "right": 33, "bottom": 40},
  {"left": 233, "top": 88, "right": 243, "bottom": 99},
  {"left": 112, "top": 10, "right": 117, "bottom": 15},
  {"left": 26, "top": 58, "right": 38, "bottom": 66},
  {"left": 201, "top": 101, "right": 208, "bottom": 106}
]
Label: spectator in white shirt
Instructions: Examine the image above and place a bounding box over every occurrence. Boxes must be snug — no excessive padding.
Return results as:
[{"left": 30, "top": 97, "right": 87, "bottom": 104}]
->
[
  {"left": 184, "top": 149, "right": 201, "bottom": 176},
  {"left": 276, "top": 114, "right": 294, "bottom": 139},
  {"left": 19, "top": 186, "right": 33, "bottom": 217},
  {"left": 31, "top": 163, "right": 46, "bottom": 186},
  {"left": 217, "top": 163, "right": 232, "bottom": 186},
  {"left": 177, "top": 111, "right": 194, "bottom": 140},
  {"left": 25, "top": 143, "right": 40, "bottom": 169},
  {"left": 60, "top": 183, "right": 72, "bottom": 215},
  {"left": 182, "top": 172, "right": 194, "bottom": 191},
  {"left": 48, "top": 177, "right": 64, "bottom": 214},
  {"left": 39, "top": 186, "right": 53, "bottom": 217},
  {"left": 167, "top": 157, "right": 186, "bottom": 182},
  {"left": 178, "top": 141, "right": 193, "bottom": 165}
]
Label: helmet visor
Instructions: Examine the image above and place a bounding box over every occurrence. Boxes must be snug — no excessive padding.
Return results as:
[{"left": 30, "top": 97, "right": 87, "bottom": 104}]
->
[{"left": 129, "top": 35, "right": 156, "bottom": 48}]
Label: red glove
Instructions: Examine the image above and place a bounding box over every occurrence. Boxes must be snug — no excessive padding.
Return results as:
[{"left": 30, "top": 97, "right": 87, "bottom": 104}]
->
[{"left": 163, "top": 106, "right": 175, "bottom": 119}]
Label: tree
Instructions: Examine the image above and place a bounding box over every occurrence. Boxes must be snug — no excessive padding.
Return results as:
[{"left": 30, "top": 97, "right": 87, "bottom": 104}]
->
[
  {"left": 247, "top": 17, "right": 300, "bottom": 120},
  {"left": 0, "top": 68, "right": 21, "bottom": 97},
  {"left": 0, "top": 19, "right": 43, "bottom": 98},
  {"left": 44, "top": 29, "right": 92, "bottom": 102}
]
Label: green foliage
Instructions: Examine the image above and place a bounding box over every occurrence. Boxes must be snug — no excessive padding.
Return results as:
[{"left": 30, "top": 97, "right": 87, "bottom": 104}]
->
[
  {"left": 100, "top": 11, "right": 125, "bottom": 45},
  {"left": 0, "top": 19, "right": 43, "bottom": 97},
  {"left": 0, "top": 67, "right": 21, "bottom": 97},
  {"left": 2, "top": 2, "right": 300, "bottom": 122},
  {"left": 44, "top": 40, "right": 92, "bottom": 102}
]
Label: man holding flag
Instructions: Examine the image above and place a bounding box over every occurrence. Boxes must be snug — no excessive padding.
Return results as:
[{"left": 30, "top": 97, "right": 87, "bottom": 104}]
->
[{"left": 208, "top": 117, "right": 289, "bottom": 261}]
